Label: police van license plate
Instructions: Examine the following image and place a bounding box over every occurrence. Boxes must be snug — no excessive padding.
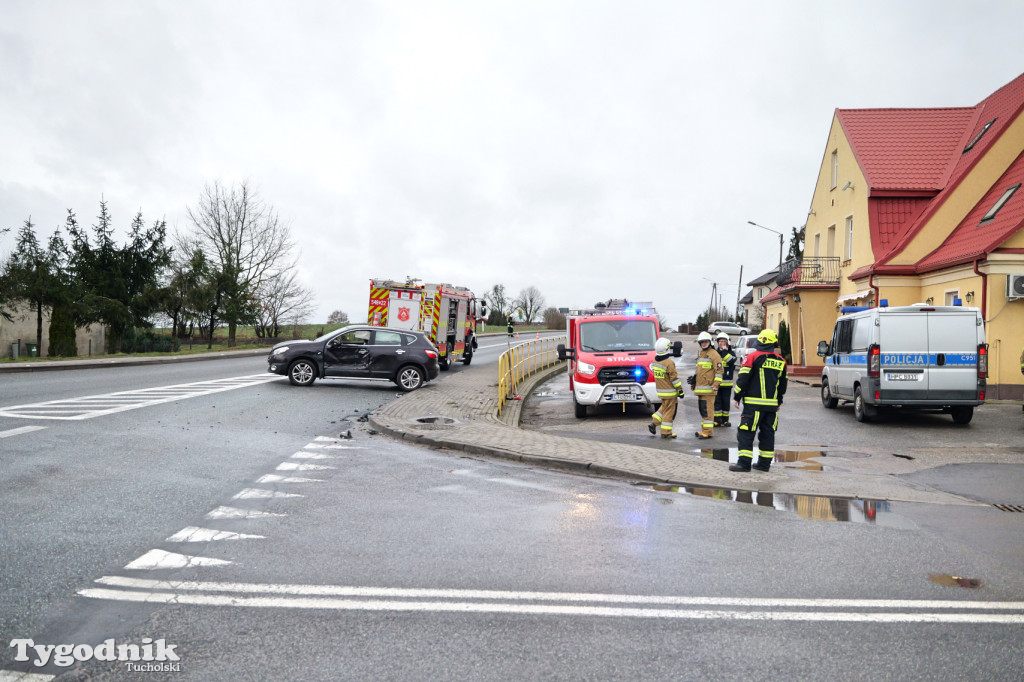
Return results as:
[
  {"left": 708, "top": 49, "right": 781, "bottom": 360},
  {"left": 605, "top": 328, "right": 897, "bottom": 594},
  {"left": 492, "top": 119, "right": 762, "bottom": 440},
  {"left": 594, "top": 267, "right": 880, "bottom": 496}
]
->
[{"left": 886, "top": 373, "right": 920, "bottom": 381}]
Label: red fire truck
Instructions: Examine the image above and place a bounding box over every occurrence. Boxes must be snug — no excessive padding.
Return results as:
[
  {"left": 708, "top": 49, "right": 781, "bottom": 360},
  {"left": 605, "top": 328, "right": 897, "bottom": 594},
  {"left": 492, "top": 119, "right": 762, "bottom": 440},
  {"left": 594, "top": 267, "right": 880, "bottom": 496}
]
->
[
  {"left": 367, "top": 278, "right": 486, "bottom": 369},
  {"left": 557, "top": 302, "right": 679, "bottom": 418}
]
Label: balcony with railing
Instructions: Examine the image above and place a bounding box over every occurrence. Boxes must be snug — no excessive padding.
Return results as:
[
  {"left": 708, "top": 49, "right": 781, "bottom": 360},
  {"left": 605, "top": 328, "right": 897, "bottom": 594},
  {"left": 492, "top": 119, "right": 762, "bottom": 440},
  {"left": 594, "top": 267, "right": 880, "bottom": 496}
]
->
[{"left": 777, "top": 256, "right": 841, "bottom": 287}]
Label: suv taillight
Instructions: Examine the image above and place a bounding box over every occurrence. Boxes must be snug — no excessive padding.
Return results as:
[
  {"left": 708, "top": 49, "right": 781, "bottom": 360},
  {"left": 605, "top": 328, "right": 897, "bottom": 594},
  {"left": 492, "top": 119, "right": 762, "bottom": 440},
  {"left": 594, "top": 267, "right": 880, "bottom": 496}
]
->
[
  {"left": 424, "top": 349, "right": 438, "bottom": 359},
  {"left": 977, "top": 344, "right": 987, "bottom": 378},
  {"left": 868, "top": 344, "right": 880, "bottom": 378}
]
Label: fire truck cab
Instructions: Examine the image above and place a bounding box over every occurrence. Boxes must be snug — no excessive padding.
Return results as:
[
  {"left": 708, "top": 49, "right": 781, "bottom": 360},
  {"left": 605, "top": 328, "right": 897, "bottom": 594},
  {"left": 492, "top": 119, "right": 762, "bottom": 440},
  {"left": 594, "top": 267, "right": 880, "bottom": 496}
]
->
[
  {"left": 556, "top": 304, "right": 680, "bottom": 418},
  {"left": 368, "top": 278, "right": 487, "bottom": 370}
]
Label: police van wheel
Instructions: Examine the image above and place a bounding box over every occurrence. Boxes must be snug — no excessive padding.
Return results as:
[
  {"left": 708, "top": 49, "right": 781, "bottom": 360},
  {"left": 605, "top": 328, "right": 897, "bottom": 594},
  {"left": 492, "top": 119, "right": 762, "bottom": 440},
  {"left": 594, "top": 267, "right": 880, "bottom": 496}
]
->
[
  {"left": 853, "top": 386, "right": 875, "bottom": 422},
  {"left": 821, "top": 378, "right": 838, "bottom": 409},
  {"left": 950, "top": 406, "right": 974, "bottom": 425},
  {"left": 573, "top": 396, "right": 587, "bottom": 419}
]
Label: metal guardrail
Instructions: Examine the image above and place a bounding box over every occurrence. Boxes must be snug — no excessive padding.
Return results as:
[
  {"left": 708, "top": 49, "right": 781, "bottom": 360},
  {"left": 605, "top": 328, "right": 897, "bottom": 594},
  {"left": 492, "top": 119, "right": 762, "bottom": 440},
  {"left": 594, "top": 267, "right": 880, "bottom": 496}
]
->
[{"left": 497, "top": 335, "right": 566, "bottom": 416}]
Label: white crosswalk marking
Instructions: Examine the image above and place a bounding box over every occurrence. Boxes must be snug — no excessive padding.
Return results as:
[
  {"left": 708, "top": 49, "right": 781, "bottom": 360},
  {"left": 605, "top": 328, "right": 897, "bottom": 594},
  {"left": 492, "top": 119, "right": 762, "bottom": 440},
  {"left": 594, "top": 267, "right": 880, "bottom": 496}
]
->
[
  {"left": 0, "top": 374, "right": 282, "bottom": 420},
  {"left": 0, "top": 425, "right": 47, "bottom": 438}
]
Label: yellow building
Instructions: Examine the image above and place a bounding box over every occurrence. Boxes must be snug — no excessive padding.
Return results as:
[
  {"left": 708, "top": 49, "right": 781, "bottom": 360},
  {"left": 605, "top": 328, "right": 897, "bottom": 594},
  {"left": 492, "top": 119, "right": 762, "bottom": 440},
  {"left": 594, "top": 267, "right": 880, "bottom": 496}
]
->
[{"left": 765, "top": 72, "right": 1024, "bottom": 399}]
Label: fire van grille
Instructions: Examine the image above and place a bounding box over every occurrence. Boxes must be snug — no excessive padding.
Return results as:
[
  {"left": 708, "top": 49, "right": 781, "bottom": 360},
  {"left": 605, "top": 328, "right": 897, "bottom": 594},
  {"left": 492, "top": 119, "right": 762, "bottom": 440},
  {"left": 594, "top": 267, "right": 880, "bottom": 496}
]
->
[{"left": 597, "top": 366, "right": 649, "bottom": 385}]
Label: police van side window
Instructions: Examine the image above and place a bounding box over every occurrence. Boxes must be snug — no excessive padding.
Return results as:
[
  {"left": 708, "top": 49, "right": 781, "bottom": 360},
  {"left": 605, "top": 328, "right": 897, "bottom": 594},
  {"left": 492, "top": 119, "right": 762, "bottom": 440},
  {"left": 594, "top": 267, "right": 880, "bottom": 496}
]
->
[
  {"left": 834, "top": 320, "right": 854, "bottom": 353},
  {"left": 851, "top": 318, "right": 870, "bottom": 351}
]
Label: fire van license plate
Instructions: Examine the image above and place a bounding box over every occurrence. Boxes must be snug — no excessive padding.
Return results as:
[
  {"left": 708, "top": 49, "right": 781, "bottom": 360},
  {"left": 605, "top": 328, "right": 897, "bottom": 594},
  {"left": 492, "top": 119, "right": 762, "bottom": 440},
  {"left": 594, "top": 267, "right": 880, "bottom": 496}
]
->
[{"left": 887, "top": 373, "right": 921, "bottom": 381}]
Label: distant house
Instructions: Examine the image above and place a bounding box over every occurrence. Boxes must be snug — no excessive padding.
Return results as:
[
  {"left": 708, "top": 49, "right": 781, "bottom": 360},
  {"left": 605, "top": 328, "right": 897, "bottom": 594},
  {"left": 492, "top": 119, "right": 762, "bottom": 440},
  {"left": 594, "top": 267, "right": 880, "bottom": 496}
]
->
[
  {"left": 740, "top": 267, "right": 781, "bottom": 329},
  {"left": 0, "top": 303, "right": 105, "bottom": 358},
  {"left": 762, "top": 71, "right": 1024, "bottom": 398}
]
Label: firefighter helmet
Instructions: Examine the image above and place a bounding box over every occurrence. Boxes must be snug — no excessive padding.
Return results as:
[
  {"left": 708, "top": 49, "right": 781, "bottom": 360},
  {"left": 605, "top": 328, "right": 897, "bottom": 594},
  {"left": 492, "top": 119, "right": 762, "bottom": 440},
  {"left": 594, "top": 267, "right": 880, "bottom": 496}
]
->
[
  {"left": 715, "top": 332, "right": 730, "bottom": 342},
  {"left": 655, "top": 337, "right": 671, "bottom": 355},
  {"left": 758, "top": 329, "right": 778, "bottom": 345},
  {"left": 697, "top": 331, "right": 713, "bottom": 344}
]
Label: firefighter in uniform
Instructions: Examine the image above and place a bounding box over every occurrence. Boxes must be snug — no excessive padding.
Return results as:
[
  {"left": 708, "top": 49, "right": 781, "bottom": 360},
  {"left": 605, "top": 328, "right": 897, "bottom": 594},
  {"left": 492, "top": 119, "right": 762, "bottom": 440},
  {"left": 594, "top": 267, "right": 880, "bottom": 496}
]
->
[
  {"left": 648, "top": 337, "right": 684, "bottom": 439},
  {"left": 507, "top": 314, "right": 515, "bottom": 337},
  {"left": 713, "top": 332, "right": 736, "bottom": 427},
  {"left": 730, "top": 328, "right": 788, "bottom": 472},
  {"left": 693, "top": 331, "right": 724, "bottom": 440}
]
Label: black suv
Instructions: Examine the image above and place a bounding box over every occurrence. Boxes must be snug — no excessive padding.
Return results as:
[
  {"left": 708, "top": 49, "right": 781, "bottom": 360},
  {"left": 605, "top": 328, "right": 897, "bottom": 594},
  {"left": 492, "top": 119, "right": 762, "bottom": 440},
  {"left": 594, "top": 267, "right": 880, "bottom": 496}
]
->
[{"left": 267, "top": 326, "right": 440, "bottom": 391}]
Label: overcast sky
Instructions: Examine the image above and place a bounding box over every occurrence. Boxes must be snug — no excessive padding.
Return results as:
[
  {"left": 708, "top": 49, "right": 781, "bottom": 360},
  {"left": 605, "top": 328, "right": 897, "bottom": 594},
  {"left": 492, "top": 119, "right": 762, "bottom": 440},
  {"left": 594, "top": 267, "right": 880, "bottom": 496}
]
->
[{"left": 2, "top": 1, "right": 1022, "bottom": 328}]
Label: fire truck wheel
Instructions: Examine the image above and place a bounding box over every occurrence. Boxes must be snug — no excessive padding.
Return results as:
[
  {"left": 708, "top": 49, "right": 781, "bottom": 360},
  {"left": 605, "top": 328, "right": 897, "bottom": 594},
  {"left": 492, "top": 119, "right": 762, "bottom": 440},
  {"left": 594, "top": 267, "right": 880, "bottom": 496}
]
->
[
  {"left": 396, "top": 365, "right": 425, "bottom": 391},
  {"left": 288, "top": 359, "right": 317, "bottom": 386},
  {"left": 573, "top": 395, "right": 587, "bottom": 419},
  {"left": 462, "top": 349, "right": 473, "bottom": 366}
]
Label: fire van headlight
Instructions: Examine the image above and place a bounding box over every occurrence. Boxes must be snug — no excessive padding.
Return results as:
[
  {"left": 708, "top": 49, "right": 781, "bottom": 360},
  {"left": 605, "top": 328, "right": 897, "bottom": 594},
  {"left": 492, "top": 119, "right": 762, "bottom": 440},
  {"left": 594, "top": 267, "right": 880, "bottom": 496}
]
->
[{"left": 576, "top": 360, "right": 596, "bottom": 376}]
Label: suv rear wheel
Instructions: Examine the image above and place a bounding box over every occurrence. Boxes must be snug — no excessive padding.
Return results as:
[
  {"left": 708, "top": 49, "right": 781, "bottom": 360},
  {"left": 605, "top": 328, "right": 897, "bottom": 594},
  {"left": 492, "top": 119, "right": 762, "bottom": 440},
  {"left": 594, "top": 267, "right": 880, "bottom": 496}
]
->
[{"left": 396, "top": 365, "right": 425, "bottom": 392}]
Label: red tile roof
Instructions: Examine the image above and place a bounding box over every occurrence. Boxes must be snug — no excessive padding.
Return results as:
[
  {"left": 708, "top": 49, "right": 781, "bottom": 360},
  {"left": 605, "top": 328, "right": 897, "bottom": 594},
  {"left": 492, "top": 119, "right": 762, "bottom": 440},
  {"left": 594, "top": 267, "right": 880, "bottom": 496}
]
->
[
  {"left": 835, "top": 71, "right": 1024, "bottom": 279},
  {"left": 837, "top": 108, "right": 978, "bottom": 193}
]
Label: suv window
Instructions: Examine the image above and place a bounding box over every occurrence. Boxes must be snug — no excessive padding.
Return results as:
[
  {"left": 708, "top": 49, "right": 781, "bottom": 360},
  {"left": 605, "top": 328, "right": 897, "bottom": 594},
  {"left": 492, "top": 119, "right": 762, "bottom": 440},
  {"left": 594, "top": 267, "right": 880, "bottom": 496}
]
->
[
  {"left": 401, "top": 333, "right": 418, "bottom": 346},
  {"left": 374, "top": 331, "right": 403, "bottom": 346},
  {"left": 337, "top": 329, "right": 372, "bottom": 345}
]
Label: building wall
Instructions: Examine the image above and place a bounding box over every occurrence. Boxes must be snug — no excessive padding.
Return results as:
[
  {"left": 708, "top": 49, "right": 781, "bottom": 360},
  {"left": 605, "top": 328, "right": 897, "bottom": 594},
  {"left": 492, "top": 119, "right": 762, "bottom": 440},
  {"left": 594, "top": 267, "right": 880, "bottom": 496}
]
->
[
  {"left": 805, "top": 114, "right": 870, "bottom": 300},
  {"left": 793, "top": 290, "right": 843, "bottom": 368},
  {"left": 0, "top": 304, "right": 105, "bottom": 358},
  {"left": 980, "top": 270, "right": 1024, "bottom": 400}
]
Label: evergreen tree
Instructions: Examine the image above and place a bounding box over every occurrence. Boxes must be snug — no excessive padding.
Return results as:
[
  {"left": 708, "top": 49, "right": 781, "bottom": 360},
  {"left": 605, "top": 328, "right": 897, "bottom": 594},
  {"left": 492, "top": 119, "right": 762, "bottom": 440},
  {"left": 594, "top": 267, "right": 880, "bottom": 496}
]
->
[
  {"left": 2, "top": 218, "right": 64, "bottom": 351},
  {"left": 67, "top": 202, "right": 172, "bottom": 353},
  {"left": 47, "top": 304, "right": 78, "bottom": 357}
]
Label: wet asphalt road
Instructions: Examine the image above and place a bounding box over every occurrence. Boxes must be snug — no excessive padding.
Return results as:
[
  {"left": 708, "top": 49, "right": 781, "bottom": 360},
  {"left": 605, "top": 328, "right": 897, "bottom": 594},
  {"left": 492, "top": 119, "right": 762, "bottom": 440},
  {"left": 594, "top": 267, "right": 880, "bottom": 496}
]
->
[{"left": 1, "top": 351, "right": 1023, "bottom": 680}]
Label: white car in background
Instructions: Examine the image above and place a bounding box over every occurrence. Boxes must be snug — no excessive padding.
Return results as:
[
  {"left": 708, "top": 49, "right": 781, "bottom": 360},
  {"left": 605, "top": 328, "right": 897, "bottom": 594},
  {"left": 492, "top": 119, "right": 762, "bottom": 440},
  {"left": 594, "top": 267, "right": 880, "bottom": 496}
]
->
[
  {"left": 707, "top": 321, "right": 750, "bottom": 336},
  {"left": 733, "top": 335, "right": 759, "bottom": 364}
]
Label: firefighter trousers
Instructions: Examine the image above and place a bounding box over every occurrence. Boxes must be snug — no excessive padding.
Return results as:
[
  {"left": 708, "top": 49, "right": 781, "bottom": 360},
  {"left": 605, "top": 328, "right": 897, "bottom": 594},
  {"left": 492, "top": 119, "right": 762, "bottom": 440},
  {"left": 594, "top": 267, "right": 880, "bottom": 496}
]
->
[
  {"left": 696, "top": 393, "right": 715, "bottom": 436},
  {"left": 651, "top": 395, "right": 677, "bottom": 436},
  {"left": 714, "top": 385, "right": 733, "bottom": 424},
  {"left": 736, "top": 404, "right": 778, "bottom": 462}
]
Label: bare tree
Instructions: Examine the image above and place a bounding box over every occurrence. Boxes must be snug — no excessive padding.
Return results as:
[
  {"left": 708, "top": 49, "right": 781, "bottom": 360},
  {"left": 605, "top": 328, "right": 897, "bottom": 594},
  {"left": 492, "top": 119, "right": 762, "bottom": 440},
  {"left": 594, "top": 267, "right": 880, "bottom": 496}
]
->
[
  {"left": 186, "top": 180, "right": 294, "bottom": 346},
  {"left": 484, "top": 283, "right": 509, "bottom": 325},
  {"left": 514, "top": 286, "right": 545, "bottom": 323},
  {"left": 541, "top": 307, "right": 566, "bottom": 330},
  {"left": 253, "top": 268, "right": 316, "bottom": 339},
  {"left": 327, "top": 310, "right": 349, "bottom": 325}
]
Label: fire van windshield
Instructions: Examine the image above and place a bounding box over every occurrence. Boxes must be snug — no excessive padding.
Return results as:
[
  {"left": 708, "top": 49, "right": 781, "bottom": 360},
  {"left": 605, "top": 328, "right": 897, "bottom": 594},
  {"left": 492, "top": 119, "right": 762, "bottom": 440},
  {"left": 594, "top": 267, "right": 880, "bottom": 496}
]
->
[{"left": 579, "top": 320, "right": 658, "bottom": 352}]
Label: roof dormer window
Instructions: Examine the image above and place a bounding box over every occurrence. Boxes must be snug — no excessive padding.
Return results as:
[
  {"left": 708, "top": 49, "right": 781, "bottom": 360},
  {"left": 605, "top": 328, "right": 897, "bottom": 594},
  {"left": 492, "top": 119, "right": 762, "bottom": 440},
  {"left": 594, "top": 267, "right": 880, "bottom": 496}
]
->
[
  {"left": 963, "top": 118, "right": 996, "bottom": 154},
  {"left": 980, "top": 183, "right": 1020, "bottom": 224}
]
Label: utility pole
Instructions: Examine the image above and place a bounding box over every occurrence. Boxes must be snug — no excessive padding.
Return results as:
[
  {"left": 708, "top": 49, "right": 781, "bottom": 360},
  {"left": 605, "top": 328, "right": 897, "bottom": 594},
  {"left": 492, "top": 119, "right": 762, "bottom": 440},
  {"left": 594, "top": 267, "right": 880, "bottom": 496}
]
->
[{"left": 736, "top": 265, "right": 743, "bottom": 320}]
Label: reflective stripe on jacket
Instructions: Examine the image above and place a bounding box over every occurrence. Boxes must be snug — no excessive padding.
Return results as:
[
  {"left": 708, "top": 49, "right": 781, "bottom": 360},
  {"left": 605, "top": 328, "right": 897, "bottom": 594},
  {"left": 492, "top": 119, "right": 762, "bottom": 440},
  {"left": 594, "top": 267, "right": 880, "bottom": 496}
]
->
[
  {"left": 734, "top": 349, "right": 788, "bottom": 410},
  {"left": 650, "top": 353, "right": 683, "bottom": 398},
  {"left": 718, "top": 346, "right": 736, "bottom": 387},
  {"left": 694, "top": 347, "right": 723, "bottom": 394}
]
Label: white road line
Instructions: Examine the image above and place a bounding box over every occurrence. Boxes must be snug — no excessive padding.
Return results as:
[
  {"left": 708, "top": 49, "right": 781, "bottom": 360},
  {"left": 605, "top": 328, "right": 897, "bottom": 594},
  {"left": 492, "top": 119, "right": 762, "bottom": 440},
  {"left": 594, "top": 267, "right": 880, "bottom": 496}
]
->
[
  {"left": 0, "top": 425, "right": 47, "bottom": 438},
  {"left": 303, "top": 443, "right": 362, "bottom": 450},
  {"left": 205, "top": 506, "right": 286, "bottom": 520},
  {"left": 76, "top": 586, "right": 1024, "bottom": 623},
  {"left": 165, "top": 527, "right": 265, "bottom": 542},
  {"left": 0, "top": 374, "right": 282, "bottom": 420},
  {"left": 256, "top": 474, "right": 325, "bottom": 484},
  {"left": 276, "top": 462, "right": 335, "bottom": 471},
  {"left": 124, "top": 549, "right": 232, "bottom": 570},
  {"left": 88, "top": 577, "right": 1024, "bottom": 610},
  {"left": 290, "top": 451, "right": 338, "bottom": 460},
  {"left": 232, "top": 488, "right": 303, "bottom": 499}
]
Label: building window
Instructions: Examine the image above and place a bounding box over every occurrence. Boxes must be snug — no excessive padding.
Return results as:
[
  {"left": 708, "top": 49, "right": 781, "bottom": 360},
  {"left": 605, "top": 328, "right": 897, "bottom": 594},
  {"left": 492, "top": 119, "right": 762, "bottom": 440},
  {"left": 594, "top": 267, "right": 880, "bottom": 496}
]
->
[
  {"left": 980, "top": 183, "right": 1021, "bottom": 223},
  {"left": 844, "top": 215, "right": 854, "bottom": 261},
  {"left": 963, "top": 119, "right": 996, "bottom": 154},
  {"left": 826, "top": 225, "right": 836, "bottom": 257},
  {"left": 831, "top": 150, "right": 838, "bottom": 189},
  {"left": 769, "top": 313, "right": 774, "bottom": 329},
  {"left": 945, "top": 290, "right": 959, "bottom": 306},
  {"left": 813, "top": 233, "right": 821, "bottom": 257}
]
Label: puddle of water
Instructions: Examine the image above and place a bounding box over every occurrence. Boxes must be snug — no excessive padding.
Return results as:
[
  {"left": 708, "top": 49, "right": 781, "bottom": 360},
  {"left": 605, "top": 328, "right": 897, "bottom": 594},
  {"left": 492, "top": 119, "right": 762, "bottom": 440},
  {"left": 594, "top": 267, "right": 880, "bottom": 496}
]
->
[
  {"left": 929, "top": 573, "right": 982, "bottom": 588},
  {"left": 649, "top": 485, "right": 904, "bottom": 525},
  {"left": 694, "top": 447, "right": 830, "bottom": 471}
]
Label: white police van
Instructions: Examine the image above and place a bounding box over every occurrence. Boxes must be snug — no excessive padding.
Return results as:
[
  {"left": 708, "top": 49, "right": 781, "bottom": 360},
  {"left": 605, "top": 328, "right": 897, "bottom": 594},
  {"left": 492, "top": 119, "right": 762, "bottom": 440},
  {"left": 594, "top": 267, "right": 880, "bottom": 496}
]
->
[{"left": 817, "top": 303, "right": 986, "bottom": 424}]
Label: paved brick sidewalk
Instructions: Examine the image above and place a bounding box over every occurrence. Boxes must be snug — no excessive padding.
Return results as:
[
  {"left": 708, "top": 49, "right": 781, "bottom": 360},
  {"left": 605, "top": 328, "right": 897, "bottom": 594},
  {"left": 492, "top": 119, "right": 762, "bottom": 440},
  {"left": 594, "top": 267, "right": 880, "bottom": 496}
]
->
[{"left": 370, "top": 364, "right": 987, "bottom": 506}]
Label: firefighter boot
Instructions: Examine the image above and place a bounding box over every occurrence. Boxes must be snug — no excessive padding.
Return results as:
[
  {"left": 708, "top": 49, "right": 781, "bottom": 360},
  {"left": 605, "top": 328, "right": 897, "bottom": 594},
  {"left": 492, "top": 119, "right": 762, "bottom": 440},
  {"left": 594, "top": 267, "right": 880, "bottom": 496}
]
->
[
  {"left": 752, "top": 457, "right": 772, "bottom": 472},
  {"left": 648, "top": 423, "right": 657, "bottom": 435},
  {"left": 729, "top": 456, "right": 752, "bottom": 472}
]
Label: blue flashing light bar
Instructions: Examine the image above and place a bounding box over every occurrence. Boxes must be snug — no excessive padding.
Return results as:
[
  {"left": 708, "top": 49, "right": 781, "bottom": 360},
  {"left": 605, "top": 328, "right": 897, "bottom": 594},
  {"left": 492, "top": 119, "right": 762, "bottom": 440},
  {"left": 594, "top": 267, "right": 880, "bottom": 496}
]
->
[{"left": 841, "top": 306, "right": 870, "bottom": 314}]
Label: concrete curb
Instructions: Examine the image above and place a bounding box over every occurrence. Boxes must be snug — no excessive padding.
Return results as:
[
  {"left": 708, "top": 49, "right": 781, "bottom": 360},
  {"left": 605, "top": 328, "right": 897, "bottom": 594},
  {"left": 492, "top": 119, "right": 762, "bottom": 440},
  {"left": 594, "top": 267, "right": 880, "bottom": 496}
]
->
[{"left": 0, "top": 347, "right": 268, "bottom": 373}]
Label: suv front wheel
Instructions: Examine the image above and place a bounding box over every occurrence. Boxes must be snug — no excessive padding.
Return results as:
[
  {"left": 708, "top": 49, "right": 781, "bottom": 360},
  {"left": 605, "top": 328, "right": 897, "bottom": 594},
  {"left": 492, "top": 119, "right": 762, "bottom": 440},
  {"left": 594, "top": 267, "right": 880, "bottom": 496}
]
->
[{"left": 288, "top": 359, "right": 317, "bottom": 386}]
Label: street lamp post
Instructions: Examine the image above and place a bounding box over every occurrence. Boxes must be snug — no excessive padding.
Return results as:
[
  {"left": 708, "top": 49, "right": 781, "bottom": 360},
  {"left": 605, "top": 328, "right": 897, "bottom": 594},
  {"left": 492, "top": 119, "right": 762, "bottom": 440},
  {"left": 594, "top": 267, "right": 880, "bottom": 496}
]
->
[{"left": 747, "top": 221, "right": 784, "bottom": 273}]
